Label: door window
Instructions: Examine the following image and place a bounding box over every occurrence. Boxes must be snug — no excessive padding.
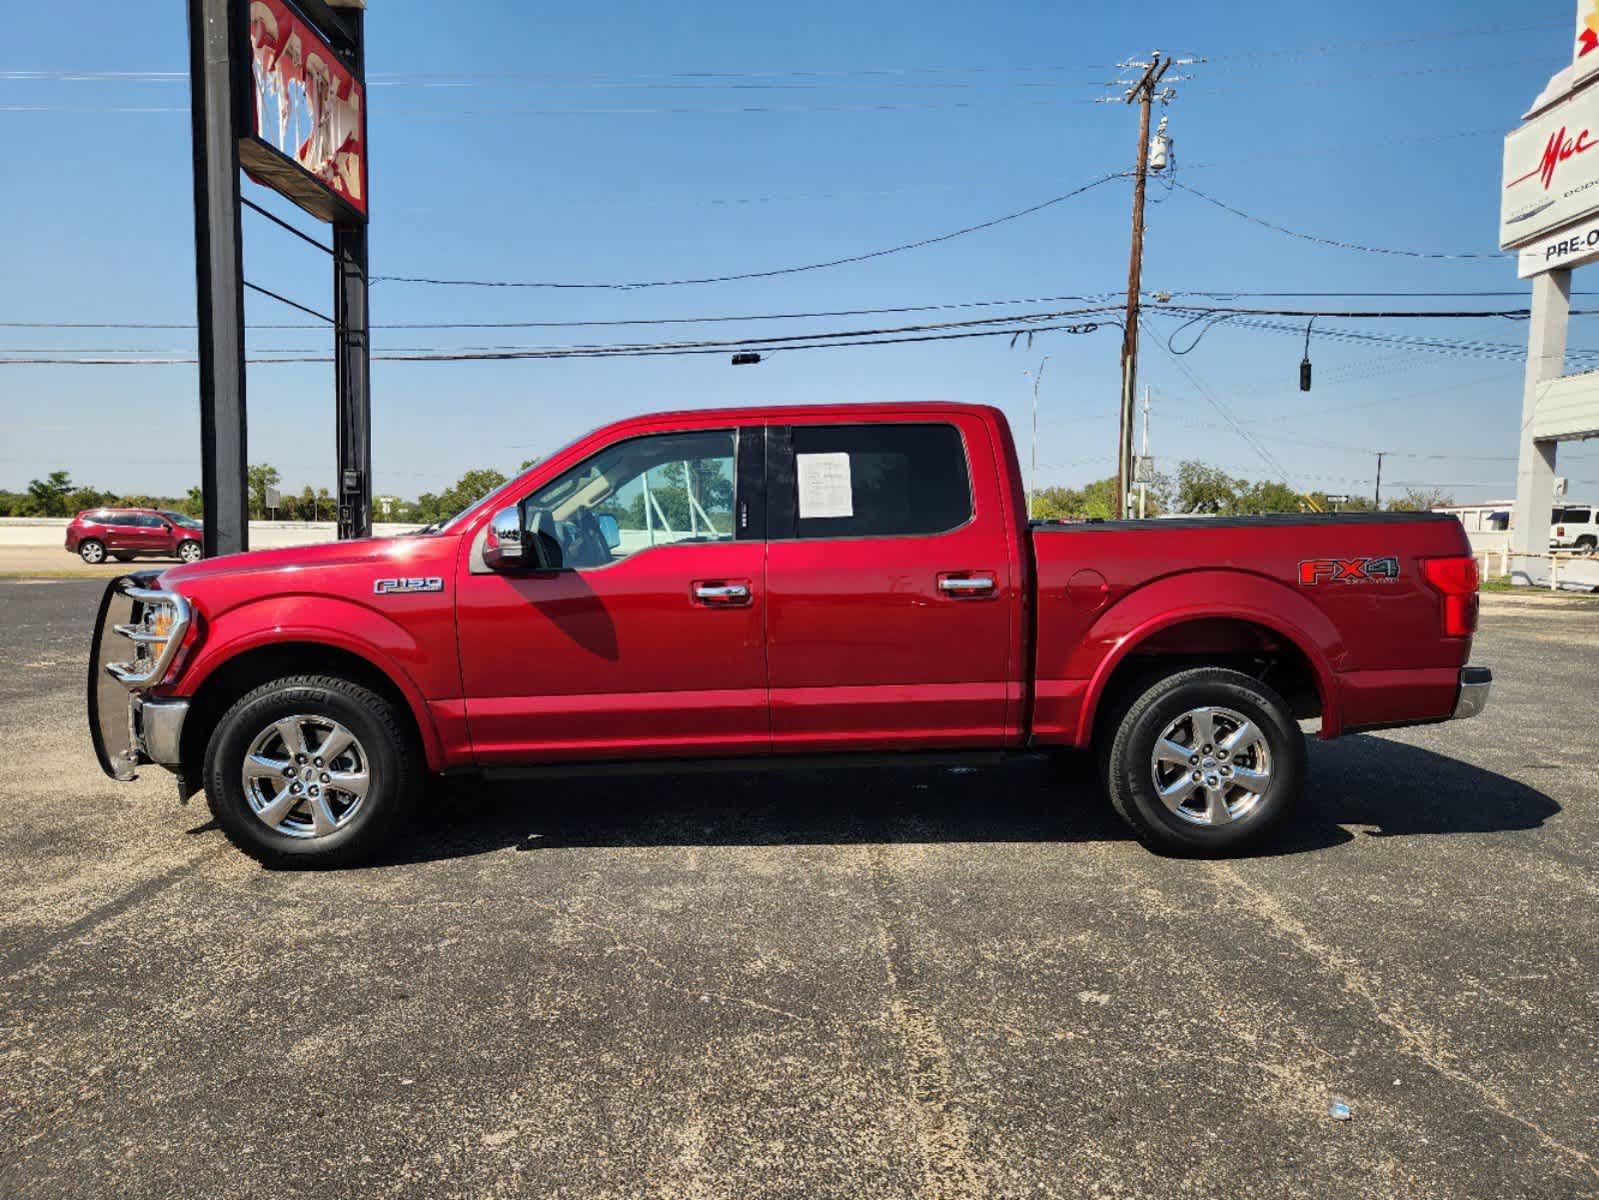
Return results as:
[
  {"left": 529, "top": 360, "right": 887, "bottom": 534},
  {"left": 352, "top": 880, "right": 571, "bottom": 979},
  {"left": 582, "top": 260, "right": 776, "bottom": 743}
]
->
[
  {"left": 523, "top": 429, "right": 738, "bottom": 568},
  {"left": 789, "top": 423, "right": 971, "bottom": 539}
]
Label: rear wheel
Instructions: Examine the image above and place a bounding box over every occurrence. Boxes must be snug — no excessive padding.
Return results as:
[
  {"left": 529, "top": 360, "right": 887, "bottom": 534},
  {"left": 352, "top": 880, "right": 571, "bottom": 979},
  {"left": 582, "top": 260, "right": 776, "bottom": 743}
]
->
[
  {"left": 78, "top": 539, "right": 105, "bottom": 564},
  {"left": 1577, "top": 535, "right": 1597, "bottom": 554},
  {"left": 177, "top": 540, "right": 202, "bottom": 563},
  {"left": 204, "top": 674, "right": 420, "bottom": 868},
  {"left": 1101, "top": 667, "right": 1305, "bottom": 856}
]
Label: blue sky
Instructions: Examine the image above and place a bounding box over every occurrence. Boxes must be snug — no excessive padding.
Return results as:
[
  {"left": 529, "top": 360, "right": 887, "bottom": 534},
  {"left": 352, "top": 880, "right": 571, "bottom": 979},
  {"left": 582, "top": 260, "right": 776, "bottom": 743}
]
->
[{"left": 4, "top": 0, "right": 1598, "bottom": 505}]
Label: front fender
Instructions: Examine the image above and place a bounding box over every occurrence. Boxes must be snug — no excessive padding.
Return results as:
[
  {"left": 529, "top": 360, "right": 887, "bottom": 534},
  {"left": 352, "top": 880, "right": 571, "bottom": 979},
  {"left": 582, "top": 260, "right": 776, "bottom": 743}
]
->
[
  {"left": 1071, "top": 569, "right": 1346, "bottom": 743},
  {"left": 162, "top": 593, "right": 451, "bottom": 769}
]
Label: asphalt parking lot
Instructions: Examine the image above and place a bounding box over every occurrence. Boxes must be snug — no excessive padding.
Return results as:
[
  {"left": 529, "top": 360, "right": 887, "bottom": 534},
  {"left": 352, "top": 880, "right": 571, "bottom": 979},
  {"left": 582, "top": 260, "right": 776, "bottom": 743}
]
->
[{"left": 1, "top": 580, "right": 1596, "bottom": 1199}]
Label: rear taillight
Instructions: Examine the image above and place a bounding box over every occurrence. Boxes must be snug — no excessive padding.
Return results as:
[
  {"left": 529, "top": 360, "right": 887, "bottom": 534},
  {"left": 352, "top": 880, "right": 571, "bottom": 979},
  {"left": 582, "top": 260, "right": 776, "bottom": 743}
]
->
[
  {"left": 1421, "top": 556, "right": 1480, "bottom": 637},
  {"left": 1557, "top": 525, "right": 1566, "bottom": 537}
]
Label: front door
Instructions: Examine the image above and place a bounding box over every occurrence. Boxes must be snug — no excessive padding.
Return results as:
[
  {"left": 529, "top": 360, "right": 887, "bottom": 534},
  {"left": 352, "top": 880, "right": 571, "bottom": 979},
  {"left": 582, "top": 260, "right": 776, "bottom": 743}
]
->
[
  {"left": 457, "top": 424, "right": 769, "bottom": 763},
  {"left": 764, "top": 416, "right": 1019, "bottom": 751}
]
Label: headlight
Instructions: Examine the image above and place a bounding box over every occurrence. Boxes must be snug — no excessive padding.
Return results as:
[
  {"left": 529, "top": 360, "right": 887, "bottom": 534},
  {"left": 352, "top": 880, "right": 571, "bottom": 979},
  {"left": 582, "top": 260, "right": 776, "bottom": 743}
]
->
[{"left": 108, "top": 588, "right": 192, "bottom": 687}]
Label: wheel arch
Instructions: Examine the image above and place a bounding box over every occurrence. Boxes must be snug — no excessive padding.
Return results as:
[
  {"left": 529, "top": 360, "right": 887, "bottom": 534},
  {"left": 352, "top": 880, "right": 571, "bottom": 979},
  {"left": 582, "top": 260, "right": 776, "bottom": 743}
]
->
[
  {"left": 1073, "top": 572, "right": 1345, "bottom": 745},
  {"left": 177, "top": 640, "right": 442, "bottom": 774}
]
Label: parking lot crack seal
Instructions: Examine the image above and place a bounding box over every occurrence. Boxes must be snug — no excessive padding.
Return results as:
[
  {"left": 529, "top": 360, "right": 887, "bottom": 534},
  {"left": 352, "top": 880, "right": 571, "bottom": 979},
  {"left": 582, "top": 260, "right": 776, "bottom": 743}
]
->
[
  {"left": 865, "top": 844, "right": 985, "bottom": 1200},
  {"left": 1207, "top": 862, "right": 1599, "bottom": 1184}
]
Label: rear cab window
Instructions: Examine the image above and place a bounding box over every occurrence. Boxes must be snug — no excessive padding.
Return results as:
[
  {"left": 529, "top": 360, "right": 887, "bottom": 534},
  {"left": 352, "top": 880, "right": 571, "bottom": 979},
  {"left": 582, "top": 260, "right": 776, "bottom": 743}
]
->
[{"left": 783, "top": 423, "right": 973, "bottom": 540}]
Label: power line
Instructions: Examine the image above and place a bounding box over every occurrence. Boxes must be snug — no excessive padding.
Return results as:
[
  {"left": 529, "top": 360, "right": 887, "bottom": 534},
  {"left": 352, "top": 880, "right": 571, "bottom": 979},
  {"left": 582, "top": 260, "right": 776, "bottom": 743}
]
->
[
  {"left": 1170, "top": 181, "right": 1506, "bottom": 260},
  {"left": 373, "top": 172, "right": 1129, "bottom": 289},
  {"left": 0, "top": 309, "right": 1116, "bottom": 366}
]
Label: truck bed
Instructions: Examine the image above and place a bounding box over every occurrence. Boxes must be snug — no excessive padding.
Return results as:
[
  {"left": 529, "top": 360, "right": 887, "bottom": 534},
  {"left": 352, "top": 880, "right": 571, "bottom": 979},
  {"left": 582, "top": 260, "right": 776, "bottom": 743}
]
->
[{"left": 1027, "top": 511, "right": 1474, "bottom": 745}]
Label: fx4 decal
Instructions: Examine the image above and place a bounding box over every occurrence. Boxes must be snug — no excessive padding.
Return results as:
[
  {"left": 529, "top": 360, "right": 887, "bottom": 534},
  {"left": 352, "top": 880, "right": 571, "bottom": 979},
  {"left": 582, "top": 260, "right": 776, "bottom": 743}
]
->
[
  {"left": 374, "top": 576, "right": 444, "bottom": 595},
  {"left": 1298, "top": 557, "right": 1400, "bottom": 586}
]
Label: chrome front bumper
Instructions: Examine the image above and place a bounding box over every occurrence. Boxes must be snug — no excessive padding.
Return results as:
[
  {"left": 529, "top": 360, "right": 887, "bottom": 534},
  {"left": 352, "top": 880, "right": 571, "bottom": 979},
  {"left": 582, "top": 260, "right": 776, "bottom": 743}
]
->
[
  {"left": 1453, "top": 666, "right": 1492, "bottom": 720},
  {"left": 131, "top": 695, "right": 189, "bottom": 767}
]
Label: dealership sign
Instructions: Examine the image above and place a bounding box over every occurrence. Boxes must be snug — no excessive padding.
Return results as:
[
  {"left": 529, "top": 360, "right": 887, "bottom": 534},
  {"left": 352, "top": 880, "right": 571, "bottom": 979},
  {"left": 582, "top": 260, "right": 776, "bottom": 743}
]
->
[
  {"left": 1517, "top": 213, "right": 1599, "bottom": 277},
  {"left": 1501, "top": 83, "right": 1599, "bottom": 248},
  {"left": 238, "top": 0, "right": 367, "bottom": 223},
  {"left": 1578, "top": 0, "right": 1599, "bottom": 87}
]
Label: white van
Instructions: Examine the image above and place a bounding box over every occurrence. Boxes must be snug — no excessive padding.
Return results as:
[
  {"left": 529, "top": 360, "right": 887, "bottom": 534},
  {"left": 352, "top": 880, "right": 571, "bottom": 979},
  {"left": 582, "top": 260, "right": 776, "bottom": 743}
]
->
[{"left": 1551, "top": 504, "right": 1599, "bottom": 552}]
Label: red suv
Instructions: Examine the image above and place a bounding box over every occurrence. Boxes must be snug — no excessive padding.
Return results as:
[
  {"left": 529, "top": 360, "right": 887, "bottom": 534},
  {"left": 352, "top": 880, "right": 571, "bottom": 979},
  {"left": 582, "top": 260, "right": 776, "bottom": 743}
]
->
[{"left": 66, "top": 508, "right": 205, "bottom": 565}]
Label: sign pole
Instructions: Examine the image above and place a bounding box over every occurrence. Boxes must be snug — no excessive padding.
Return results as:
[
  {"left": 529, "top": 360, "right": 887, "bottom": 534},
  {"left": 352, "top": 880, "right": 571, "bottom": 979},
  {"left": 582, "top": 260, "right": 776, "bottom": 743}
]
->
[
  {"left": 186, "top": 0, "right": 250, "bottom": 556},
  {"left": 334, "top": 221, "right": 372, "bottom": 539},
  {"left": 1510, "top": 269, "right": 1570, "bottom": 576}
]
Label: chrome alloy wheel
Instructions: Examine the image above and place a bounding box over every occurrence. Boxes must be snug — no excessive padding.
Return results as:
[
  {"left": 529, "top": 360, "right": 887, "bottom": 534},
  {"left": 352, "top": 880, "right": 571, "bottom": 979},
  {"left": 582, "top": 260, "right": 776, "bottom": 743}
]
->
[
  {"left": 1149, "top": 704, "right": 1272, "bottom": 827},
  {"left": 241, "top": 714, "right": 370, "bottom": 839},
  {"left": 178, "top": 541, "right": 202, "bottom": 563}
]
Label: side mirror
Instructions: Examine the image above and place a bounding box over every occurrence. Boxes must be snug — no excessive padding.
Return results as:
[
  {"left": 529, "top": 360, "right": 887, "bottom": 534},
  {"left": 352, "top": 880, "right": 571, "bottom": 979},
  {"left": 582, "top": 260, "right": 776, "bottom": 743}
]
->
[
  {"left": 483, "top": 506, "right": 524, "bottom": 571},
  {"left": 596, "top": 512, "right": 621, "bottom": 550}
]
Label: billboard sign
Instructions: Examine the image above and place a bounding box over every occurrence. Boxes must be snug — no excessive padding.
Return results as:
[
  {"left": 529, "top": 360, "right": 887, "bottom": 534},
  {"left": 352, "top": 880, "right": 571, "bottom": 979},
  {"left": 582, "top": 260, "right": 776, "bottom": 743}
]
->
[
  {"left": 1578, "top": 0, "right": 1599, "bottom": 87},
  {"left": 1500, "top": 84, "right": 1599, "bottom": 248},
  {"left": 1516, "top": 212, "right": 1599, "bottom": 276},
  {"left": 240, "top": 0, "right": 366, "bottom": 223}
]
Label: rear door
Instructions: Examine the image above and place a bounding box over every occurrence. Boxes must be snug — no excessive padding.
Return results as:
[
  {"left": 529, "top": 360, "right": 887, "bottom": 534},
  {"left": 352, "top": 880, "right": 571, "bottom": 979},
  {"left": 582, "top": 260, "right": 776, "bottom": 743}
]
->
[
  {"left": 456, "top": 423, "right": 770, "bottom": 763},
  {"left": 764, "top": 415, "right": 1019, "bottom": 750}
]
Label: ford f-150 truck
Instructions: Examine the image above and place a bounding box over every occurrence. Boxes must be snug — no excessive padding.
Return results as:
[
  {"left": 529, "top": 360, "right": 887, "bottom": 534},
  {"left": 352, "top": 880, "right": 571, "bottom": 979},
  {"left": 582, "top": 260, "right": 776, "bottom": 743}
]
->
[{"left": 89, "top": 402, "right": 1490, "bottom": 867}]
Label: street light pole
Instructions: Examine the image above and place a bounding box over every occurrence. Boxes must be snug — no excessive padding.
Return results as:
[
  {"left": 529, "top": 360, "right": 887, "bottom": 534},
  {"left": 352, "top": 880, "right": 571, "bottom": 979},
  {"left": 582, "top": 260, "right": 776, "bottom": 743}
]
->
[
  {"left": 1028, "top": 355, "right": 1050, "bottom": 519},
  {"left": 1138, "top": 385, "right": 1151, "bottom": 519}
]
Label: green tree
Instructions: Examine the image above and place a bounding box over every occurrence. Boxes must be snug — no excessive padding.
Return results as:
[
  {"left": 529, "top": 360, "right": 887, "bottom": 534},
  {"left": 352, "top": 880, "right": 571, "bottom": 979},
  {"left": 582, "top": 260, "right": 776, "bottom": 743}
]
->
[
  {"left": 1175, "top": 461, "right": 1243, "bottom": 515},
  {"left": 1234, "top": 480, "right": 1305, "bottom": 514},
  {"left": 247, "top": 464, "right": 281, "bottom": 519},
  {"left": 1387, "top": 488, "right": 1453, "bottom": 512},
  {"left": 27, "top": 470, "right": 74, "bottom": 517},
  {"left": 316, "top": 486, "right": 332, "bottom": 522},
  {"left": 182, "top": 486, "right": 204, "bottom": 517},
  {"left": 299, "top": 485, "right": 317, "bottom": 521}
]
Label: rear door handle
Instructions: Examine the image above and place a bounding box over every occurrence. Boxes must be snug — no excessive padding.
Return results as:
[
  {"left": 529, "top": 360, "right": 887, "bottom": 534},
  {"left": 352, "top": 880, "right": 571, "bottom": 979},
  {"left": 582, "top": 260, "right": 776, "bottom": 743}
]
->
[
  {"left": 693, "top": 579, "right": 752, "bottom": 606},
  {"left": 938, "top": 572, "right": 997, "bottom": 598}
]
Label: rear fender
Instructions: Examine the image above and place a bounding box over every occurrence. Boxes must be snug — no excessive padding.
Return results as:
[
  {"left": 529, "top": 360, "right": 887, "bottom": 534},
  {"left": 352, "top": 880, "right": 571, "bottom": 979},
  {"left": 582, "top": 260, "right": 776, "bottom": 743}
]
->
[
  {"left": 165, "top": 595, "right": 448, "bottom": 769},
  {"left": 1073, "top": 570, "right": 1346, "bottom": 743}
]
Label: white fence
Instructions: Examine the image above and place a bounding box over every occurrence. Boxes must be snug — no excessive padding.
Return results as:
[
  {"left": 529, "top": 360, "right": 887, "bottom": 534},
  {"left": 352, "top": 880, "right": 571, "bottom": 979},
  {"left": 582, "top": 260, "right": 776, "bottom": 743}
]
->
[{"left": 0, "top": 518, "right": 415, "bottom": 550}]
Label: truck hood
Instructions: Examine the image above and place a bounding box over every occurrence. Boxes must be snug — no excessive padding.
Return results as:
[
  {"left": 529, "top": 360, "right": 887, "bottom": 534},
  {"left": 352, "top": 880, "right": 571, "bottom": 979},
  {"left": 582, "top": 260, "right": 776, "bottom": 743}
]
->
[{"left": 154, "top": 534, "right": 453, "bottom": 589}]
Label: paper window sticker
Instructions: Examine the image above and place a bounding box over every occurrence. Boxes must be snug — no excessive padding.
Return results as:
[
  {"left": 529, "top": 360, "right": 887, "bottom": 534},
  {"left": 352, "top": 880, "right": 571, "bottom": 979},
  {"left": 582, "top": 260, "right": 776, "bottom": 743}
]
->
[{"left": 796, "top": 452, "right": 853, "bottom": 519}]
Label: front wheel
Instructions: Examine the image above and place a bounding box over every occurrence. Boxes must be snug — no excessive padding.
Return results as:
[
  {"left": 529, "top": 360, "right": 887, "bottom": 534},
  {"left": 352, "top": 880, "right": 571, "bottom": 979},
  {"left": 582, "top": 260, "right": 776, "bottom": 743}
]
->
[
  {"left": 1101, "top": 667, "right": 1305, "bottom": 856},
  {"left": 204, "top": 674, "right": 420, "bottom": 868},
  {"left": 177, "top": 540, "right": 202, "bottom": 563}
]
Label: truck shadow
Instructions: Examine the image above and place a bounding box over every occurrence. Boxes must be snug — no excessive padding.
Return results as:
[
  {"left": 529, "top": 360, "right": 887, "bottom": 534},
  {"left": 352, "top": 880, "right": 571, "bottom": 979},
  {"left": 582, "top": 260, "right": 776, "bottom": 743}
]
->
[{"left": 386, "top": 735, "right": 1558, "bottom": 864}]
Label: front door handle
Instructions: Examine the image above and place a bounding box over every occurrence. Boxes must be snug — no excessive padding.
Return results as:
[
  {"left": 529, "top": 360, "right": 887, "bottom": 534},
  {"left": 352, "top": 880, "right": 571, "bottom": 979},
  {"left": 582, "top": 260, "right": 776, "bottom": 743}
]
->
[
  {"left": 938, "top": 572, "right": 997, "bottom": 598},
  {"left": 693, "top": 580, "right": 752, "bottom": 606}
]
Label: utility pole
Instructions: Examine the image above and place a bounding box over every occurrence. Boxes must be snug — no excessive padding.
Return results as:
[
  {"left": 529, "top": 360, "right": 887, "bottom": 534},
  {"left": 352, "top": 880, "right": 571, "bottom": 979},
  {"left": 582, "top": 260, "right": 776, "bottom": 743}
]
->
[
  {"left": 1137, "top": 385, "right": 1152, "bottom": 519},
  {"left": 1374, "top": 451, "right": 1388, "bottom": 509},
  {"left": 1027, "top": 355, "right": 1050, "bottom": 519},
  {"left": 1115, "top": 52, "right": 1170, "bottom": 519}
]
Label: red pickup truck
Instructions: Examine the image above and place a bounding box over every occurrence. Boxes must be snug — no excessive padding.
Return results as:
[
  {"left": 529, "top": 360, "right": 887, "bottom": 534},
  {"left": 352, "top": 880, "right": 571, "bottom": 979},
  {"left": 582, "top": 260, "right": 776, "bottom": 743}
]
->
[{"left": 90, "top": 402, "right": 1489, "bottom": 867}]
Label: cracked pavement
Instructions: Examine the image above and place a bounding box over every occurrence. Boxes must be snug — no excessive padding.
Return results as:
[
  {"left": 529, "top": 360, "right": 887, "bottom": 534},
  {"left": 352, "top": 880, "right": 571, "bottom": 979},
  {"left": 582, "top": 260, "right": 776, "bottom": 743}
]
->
[{"left": 1, "top": 579, "right": 1596, "bottom": 1198}]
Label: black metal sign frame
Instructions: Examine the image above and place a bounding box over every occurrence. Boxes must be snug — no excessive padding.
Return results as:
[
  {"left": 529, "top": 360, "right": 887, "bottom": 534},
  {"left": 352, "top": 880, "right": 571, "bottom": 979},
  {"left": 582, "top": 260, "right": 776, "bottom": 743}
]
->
[{"left": 186, "top": 0, "right": 372, "bottom": 556}]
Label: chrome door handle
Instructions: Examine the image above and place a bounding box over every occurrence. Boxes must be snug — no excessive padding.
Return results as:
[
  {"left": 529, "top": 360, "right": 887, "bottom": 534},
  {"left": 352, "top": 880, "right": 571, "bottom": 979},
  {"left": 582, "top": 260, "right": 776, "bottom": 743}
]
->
[
  {"left": 694, "top": 583, "right": 751, "bottom": 603},
  {"left": 939, "top": 576, "right": 995, "bottom": 593}
]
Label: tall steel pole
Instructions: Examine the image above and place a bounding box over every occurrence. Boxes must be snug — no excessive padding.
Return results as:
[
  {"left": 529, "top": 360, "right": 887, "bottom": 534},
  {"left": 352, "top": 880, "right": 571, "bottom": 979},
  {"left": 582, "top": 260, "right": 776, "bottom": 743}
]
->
[
  {"left": 1117, "top": 53, "right": 1170, "bottom": 520},
  {"left": 1373, "top": 451, "right": 1388, "bottom": 509},
  {"left": 187, "top": 0, "right": 251, "bottom": 556}
]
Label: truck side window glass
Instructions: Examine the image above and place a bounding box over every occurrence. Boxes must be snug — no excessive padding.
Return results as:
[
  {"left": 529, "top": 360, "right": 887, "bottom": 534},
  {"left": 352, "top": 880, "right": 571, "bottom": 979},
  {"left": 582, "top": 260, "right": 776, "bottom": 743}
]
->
[
  {"left": 791, "top": 423, "right": 971, "bottom": 539},
  {"left": 522, "top": 430, "right": 737, "bottom": 568}
]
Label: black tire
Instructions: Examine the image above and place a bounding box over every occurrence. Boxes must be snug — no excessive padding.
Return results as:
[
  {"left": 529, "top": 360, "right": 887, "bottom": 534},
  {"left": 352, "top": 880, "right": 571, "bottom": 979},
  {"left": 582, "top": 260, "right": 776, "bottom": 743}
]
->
[
  {"left": 176, "top": 540, "right": 203, "bottom": 564},
  {"left": 204, "top": 674, "right": 420, "bottom": 868},
  {"left": 1577, "top": 536, "right": 1597, "bottom": 555},
  {"left": 1101, "top": 666, "right": 1305, "bottom": 857},
  {"left": 78, "top": 539, "right": 106, "bottom": 564},
  {"left": 111, "top": 552, "right": 134, "bottom": 563}
]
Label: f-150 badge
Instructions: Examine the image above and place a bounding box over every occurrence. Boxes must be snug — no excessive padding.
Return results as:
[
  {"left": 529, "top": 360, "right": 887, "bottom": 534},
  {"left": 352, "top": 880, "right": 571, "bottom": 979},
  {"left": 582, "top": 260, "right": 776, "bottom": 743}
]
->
[
  {"left": 1298, "top": 557, "right": 1399, "bottom": 586},
  {"left": 374, "top": 576, "right": 444, "bottom": 595}
]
